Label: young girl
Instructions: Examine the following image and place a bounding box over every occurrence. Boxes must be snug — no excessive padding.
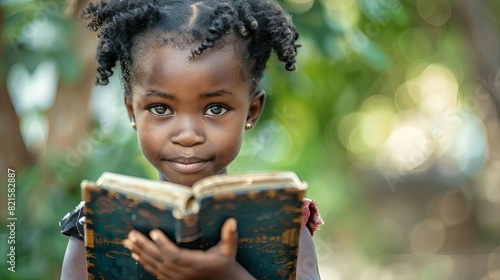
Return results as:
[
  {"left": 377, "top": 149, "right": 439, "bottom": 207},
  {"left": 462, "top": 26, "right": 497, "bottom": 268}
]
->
[{"left": 59, "top": 0, "right": 323, "bottom": 279}]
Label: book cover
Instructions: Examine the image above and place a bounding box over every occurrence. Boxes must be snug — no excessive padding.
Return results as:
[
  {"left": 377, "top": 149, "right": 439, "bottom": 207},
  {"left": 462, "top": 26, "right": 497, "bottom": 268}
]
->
[{"left": 82, "top": 171, "right": 307, "bottom": 280}]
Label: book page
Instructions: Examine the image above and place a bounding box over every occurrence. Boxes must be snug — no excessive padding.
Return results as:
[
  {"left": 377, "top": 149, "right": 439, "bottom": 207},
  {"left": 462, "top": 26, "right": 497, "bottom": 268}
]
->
[
  {"left": 192, "top": 171, "right": 306, "bottom": 198},
  {"left": 95, "top": 172, "right": 194, "bottom": 212}
]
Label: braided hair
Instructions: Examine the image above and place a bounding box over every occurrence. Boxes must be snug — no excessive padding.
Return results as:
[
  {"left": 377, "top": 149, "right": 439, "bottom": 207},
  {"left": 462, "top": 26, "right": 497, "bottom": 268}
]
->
[{"left": 81, "top": 0, "right": 301, "bottom": 96}]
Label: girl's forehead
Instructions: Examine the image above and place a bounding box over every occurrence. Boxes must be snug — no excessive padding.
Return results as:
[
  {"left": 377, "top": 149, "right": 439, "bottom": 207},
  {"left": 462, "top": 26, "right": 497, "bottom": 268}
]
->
[
  {"left": 131, "top": 43, "right": 250, "bottom": 96},
  {"left": 138, "top": 43, "right": 239, "bottom": 73},
  {"left": 132, "top": 32, "right": 247, "bottom": 82}
]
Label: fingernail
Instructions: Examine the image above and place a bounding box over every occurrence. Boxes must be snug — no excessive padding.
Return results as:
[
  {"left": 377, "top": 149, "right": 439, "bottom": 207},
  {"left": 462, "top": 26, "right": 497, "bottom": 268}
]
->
[
  {"left": 230, "top": 219, "right": 237, "bottom": 232},
  {"left": 129, "top": 231, "right": 136, "bottom": 241},
  {"left": 122, "top": 239, "right": 130, "bottom": 248},
  {"left": 150, "top": 231, "right": 158, "bottom": 241},
  {"left": 131, "top": 252, "right": 140, "bottom": 261}
]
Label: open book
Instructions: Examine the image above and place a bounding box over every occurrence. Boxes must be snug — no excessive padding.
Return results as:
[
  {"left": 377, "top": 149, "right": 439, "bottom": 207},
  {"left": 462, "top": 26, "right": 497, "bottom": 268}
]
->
[{"left": 82, "top": 171, "right": 307, "bottom": 280}]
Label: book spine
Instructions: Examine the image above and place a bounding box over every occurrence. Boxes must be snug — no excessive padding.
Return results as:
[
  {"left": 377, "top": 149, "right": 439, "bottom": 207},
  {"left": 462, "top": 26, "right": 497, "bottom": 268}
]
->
[{"left": 174, "top": 213, "right": 202, "bottom": 248}]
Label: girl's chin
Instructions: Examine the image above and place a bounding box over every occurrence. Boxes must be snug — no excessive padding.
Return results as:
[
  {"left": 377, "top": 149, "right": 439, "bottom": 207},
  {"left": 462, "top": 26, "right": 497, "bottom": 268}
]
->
[
  {"left": 159, "top": 172, "right": 207, "bottom": 187},
  {"left": 158, "top": 167, "right": 228, "bottom": 186}
]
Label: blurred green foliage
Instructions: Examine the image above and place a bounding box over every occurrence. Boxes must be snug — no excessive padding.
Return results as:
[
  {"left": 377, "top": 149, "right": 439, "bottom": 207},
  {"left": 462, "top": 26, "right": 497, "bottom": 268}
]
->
[{"left": 1, "top": 0, "right": 500, "bottom": 279}]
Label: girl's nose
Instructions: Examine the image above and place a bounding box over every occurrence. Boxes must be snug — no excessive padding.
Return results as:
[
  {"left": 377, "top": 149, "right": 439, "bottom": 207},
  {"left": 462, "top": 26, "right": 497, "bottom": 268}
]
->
[{"left": 170, "top": 118, "right": 205, "bottom": 147}]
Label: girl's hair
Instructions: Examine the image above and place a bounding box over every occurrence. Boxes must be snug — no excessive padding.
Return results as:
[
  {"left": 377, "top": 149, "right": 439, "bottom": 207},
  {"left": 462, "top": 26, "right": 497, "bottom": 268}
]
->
[{"left": 81, "top": 0, "right": 301, "bottom": 96}]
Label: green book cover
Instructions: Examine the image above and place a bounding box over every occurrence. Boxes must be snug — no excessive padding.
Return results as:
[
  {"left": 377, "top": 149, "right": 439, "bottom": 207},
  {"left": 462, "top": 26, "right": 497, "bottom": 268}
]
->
[{"left": 82, "top": 171, "right": 307, "bottom": 280}]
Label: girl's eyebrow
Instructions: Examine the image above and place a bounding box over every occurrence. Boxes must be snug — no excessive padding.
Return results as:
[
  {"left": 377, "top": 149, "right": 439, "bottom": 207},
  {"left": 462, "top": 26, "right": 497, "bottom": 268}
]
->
[
  {"left": 201, "top": 91, "right": 235, "bottom": 99},
  {"left": 141, "top": 90, "right": 175, "bottom": 100},
  {"left": 140, "top": 90, "right": 235, "bottom": 100}
]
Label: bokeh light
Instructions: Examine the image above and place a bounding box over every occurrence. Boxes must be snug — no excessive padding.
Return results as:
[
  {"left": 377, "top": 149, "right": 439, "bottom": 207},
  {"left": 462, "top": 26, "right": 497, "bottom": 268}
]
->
[
  {"left": 411, "top": 218, "right": 446, "bottom": 257},
  {"left": 487, "top": 246, "right": 500, "bottom": 279},
  {"left": 416, "top": 0, "right": 452, "bottom": 27},
  {"left": 285, "top": 0, "right": 315, "bottom": 14}
]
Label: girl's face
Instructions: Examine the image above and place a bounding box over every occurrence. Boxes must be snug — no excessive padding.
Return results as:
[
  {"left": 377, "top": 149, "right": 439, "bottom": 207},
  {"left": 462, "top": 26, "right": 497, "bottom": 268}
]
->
[{"left": 126, "top": 43, "right": 264, "bottom": 186}]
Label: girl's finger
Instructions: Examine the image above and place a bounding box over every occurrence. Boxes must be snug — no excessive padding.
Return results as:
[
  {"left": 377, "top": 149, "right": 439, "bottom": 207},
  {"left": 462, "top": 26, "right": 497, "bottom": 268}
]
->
[
  {"left": 217, "top": 218, "right": 238, "bottom": 258},
  {"left": 150, "top": 229, "right": 199, "bottom": 270},
  {"left": 150, "top": 229, "right": 182, "bottom": 260},
  {"left": 126, "top": 232, "right": 181, "bottom": 279},
  {"left": 149, "top": 230, "right": 226, "bottom": 276},
  {"left": 125, "top": 231, "right": 163, "bottom": 261},
  {"left": 148, "top": 230, "right": 200, "bottom": 276}
]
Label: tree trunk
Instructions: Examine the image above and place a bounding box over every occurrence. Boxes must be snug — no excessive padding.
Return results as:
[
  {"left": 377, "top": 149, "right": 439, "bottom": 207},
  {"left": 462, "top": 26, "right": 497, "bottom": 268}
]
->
[
  {"left": 453, "top": 0, "right": 500, "bottom": 112},
  {"left": 45, "top": 0, "right": 98, "bottom": 152},
  {"left": 0, "top": 6, "right": 35, "bottom": 175}
]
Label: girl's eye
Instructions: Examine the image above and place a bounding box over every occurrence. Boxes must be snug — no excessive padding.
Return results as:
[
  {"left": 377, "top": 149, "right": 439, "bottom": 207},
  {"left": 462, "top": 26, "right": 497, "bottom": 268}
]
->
[
  {"left": 148, "top": 105, "right": 173, "bottom": 116},
  {"left": 205, "top": 105, "right": 229, "bottom": 116}
]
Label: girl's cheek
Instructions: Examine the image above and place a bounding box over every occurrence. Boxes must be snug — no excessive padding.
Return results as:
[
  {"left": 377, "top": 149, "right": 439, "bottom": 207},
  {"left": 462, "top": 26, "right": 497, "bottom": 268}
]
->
[{"left": 137, "top": 136, "right": 154, "bottom": 157}]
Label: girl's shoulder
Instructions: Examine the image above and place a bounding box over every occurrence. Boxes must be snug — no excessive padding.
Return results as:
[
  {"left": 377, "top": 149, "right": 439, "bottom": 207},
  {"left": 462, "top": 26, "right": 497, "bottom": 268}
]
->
[
  {"left": 301, "top": 198, "right": 324, "bottom": 236},
  {"left": 59, "top": 201, "right": 85, "bottom": 240}
]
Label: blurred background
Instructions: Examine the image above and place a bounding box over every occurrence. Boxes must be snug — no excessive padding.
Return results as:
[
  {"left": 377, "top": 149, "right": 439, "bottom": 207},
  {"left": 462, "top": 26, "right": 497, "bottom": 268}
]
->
[{"left": 1, "top": 0, "right": 500, "bottom": 279}]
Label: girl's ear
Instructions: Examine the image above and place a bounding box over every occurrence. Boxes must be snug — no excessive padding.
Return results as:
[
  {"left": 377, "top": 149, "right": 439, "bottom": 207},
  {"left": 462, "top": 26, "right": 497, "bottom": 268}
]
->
[
  {"left": 124, "top": 96, "right": 136, "bottom": 129},
  {"left": 246, "top": 90, "right": 266, "bottom": 129}
]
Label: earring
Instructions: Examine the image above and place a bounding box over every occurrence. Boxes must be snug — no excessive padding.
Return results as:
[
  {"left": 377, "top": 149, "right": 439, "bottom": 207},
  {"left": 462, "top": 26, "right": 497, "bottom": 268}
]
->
[
  {"left": 245, "top": 122, "right": 253, "bottom": 130},
  {"left": 131, "top": 120, "right": 136, "bottom": 129}
]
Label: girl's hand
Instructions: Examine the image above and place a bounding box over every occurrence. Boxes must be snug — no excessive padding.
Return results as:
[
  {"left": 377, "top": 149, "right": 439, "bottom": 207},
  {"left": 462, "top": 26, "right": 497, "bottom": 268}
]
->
[{"left": 122, "top": 218, "right": 255, "bottom": 280}]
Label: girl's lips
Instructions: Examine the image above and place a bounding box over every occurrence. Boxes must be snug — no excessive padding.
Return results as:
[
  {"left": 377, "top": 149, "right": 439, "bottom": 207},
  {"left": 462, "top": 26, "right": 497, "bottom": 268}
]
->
[{"left": 165, "top": 160, "right": 210, "bottom": 174}]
